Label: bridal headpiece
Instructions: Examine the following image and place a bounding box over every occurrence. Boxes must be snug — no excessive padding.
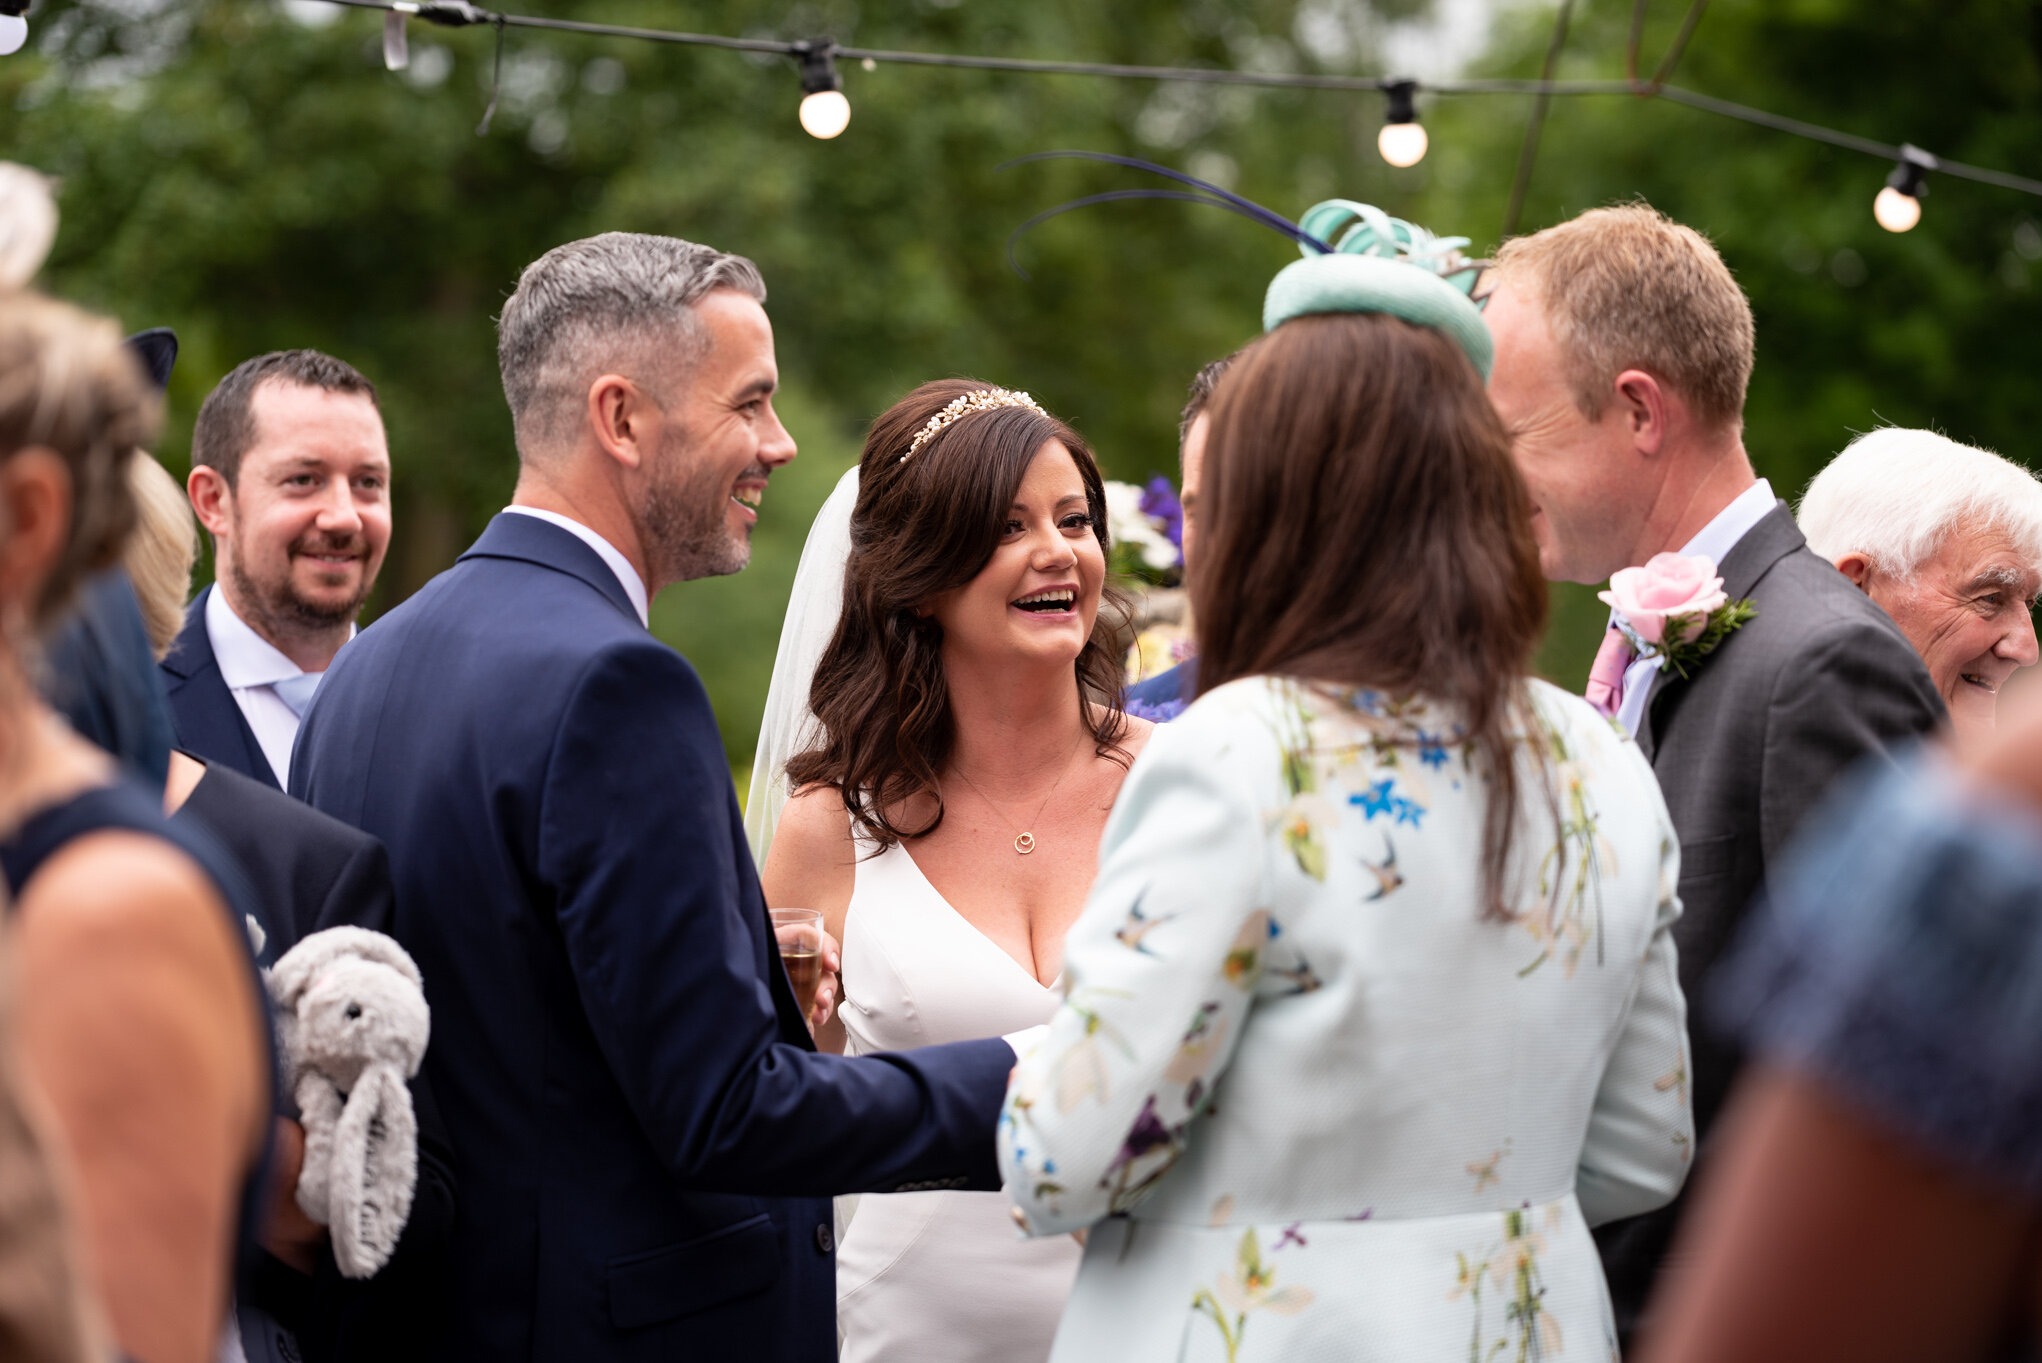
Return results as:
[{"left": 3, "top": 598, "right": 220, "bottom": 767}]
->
[
  {"left": 901, "top": 387, "right": 1047, "bottom": 463},
  {"left": 1005, "top": 152, "right": 1493, "bottom": 378}
]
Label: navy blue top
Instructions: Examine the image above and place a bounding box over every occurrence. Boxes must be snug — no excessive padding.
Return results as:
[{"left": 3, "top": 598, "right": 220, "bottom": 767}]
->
[
  {"left": 1716, "top": 750, "right": 2042, "bottom": 1195},
  {"left": 0, "top": 778, "right": 276, "bottom": 1281}
]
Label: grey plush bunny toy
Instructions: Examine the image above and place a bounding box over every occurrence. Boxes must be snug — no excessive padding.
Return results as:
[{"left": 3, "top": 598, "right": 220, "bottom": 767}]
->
[{"left": 268, "top": 927, "right": 431, "bottom": 1279}]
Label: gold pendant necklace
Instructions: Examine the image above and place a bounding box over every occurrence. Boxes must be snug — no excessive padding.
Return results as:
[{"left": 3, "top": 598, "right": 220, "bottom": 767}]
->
[{"left": 951, "top": 733, "right": 1086, "bottom": 856}]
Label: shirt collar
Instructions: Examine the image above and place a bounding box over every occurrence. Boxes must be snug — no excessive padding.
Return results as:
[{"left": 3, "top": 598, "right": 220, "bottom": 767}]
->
[
  {"left": 1677, "top": 477, "right": 1776, "bottom": 570},
  {"left": 205, "top": 584, "right": 349, "bottom": 689},
  {"left": 500, "top": 506, "right": 650, "bottom": 627}
]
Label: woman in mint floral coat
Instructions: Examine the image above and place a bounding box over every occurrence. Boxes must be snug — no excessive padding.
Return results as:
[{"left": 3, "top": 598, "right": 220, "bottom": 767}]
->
[{"left": 1000, "top": 213, "right": 1693, "bottom": 1362}]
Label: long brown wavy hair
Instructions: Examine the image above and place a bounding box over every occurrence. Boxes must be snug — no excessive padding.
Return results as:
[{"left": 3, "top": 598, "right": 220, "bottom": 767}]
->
[
  {"left": 1193, "top": 312, "right": 1550, "bottom": 915},
  {"left": 786, "top": 379, "right": 1131, "bottom": 848}
]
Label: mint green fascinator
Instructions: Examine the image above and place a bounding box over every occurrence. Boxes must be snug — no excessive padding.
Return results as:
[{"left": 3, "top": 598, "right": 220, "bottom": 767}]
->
[
  {"left": 1265, "top": 200, "right": 1492, "bottom": 379},
  {"left": 1004, "top": 152, "right": 1493, "bottom": 379}
]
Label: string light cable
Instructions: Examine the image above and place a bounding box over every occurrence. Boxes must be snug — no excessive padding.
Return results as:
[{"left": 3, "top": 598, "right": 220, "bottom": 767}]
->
[{"left": 242, "top": 0, "right": 2042, "bottom": 225}]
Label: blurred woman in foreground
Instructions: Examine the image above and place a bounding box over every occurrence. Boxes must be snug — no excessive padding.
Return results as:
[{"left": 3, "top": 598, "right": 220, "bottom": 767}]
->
[
  {"left": 0, "top": 290, "right": 270, "bottom": 1363},
  {"left": 1643, "top": 706, "right": 2042, "bottom": 1363}
]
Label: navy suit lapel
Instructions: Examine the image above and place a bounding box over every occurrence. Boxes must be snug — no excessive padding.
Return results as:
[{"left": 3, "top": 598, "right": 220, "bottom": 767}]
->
[
  {"left": 458, "top": 513, "right": 643, "bottom": 626},
  {"left": 1638, "top": 501, "right": 1803, "bottom": 762},
  {"left": 159, "top": 587, "right": 282, "bottom": 789}
]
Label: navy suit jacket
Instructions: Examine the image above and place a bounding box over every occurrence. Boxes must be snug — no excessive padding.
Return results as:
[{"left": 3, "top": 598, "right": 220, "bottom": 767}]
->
[
  {"left": 291, "top": 513, "right": 1013, "bottom": 1362},
  {"left": 161, "top": 586, "right": 281, "bottom": 789}
]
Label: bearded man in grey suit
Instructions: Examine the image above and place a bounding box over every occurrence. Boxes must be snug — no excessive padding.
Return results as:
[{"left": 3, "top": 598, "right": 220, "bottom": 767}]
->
[{"left": 1483, "top": 204, "right": 1945, "bottom": 1347}]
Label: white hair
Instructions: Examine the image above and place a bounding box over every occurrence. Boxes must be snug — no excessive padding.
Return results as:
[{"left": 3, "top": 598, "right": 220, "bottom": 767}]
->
[{"left": 1797, "top": 427, "right": 2042, "bottom": 580}]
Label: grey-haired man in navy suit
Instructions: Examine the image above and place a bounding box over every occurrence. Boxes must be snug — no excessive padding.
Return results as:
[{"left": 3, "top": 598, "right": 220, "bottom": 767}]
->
[
  {"left": 160, "top": 350, "right": 391, "bottom": 788},
  {"left": 294, "top": 234, "right": 1022, "bottom": 1362}
]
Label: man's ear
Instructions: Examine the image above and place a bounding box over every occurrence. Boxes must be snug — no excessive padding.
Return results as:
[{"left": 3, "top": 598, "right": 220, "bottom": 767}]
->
[
  {"left": 0, "top": 448, "right": 72, "bottom": 618},
  {"left": 1833, "top": 551, "right": 1874, "bottom": 590},
  {"left": 587, "top": 374, "right": 653, "bottom": 471},
  {"left": 1611, "top": 369, "right": 1668, "bottom": 458},
  {"left": 188, "top": 463, "right": 234, "bottom": 539}
]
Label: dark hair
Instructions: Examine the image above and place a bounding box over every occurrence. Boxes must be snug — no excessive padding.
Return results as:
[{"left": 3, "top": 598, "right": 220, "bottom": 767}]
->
[
  {"left": 1193, "top": 313, "right": 1549, "bottom": 915},
  {"left": 192, "top": 349, "right": 378, "bottom": 488},
  {"left": 1179, "top": 352, "right": 1237, "bottom": 441},
  {"left": 0, "top": 293, "right": 157, "bottom": 629},
  {"left": 787, "top": 379, "right": 1131, "bottom": 848}
]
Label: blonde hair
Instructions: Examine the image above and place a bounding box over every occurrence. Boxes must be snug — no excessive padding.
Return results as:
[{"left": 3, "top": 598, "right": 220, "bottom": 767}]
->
[
  {"left": 0, "top": 292, "right": 158, "bottom": 627},
  {"left": 1494, "top": 203, "right": 1754, "bottom": 431},
  {"left": 124, "top": 454, "right": 197, "bottom": 660}
]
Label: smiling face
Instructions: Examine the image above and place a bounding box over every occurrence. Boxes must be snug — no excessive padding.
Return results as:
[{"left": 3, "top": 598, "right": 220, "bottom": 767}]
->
[
  {"left": 1860, "top": 524, "right": 2041, "bottom": 735},
  {"left": 200, "top": 379, "right": 390, "bottom": 656},
  {"left": 926, "top": 439, "right": 1105, "bottom": 673},
  {"left": 1484, "top": 279, "right": 1652, "bottom": 585},
  {"left": 638, "top": 289, "right": 796, "bottom": 586}
]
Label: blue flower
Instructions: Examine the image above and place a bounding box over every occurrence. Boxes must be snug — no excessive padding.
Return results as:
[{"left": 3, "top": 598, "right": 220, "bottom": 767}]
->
[
  {"left": 1138, "top": 475, "right": 1185, "bottom": 554},
  {"left": 1126, "top": 696, "right": 1188, "bottom": 723}
]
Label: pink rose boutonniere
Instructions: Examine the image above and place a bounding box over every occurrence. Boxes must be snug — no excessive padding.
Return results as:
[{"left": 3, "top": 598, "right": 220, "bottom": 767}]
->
[{"left": 1599, "top": 552, "right": 1758, "bottom": 680}]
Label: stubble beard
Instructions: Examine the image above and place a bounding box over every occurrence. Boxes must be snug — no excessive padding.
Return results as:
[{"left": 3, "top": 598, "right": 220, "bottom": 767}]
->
[
  {"left": 225, "top": 521, "right": 375, "bottom": 648},
  {"left": 644, "top": 440, "right": 758, "bottom": 586}
]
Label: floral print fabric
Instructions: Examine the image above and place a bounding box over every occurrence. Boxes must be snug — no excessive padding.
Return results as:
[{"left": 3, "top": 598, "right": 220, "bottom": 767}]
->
[{"left": 1001, "top": 677, "right": 1692, "bottom": 1362}]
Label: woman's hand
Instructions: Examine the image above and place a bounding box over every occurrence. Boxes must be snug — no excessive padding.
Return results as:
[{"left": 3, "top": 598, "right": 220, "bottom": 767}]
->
[{"left": 806, "top": 929, "right": 843, "bottom": 1036}]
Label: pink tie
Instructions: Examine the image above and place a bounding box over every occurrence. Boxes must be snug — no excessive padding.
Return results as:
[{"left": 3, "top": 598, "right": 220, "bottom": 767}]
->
[{"left": 1585, "top": 626, "right": 1635, "bottom": 719}]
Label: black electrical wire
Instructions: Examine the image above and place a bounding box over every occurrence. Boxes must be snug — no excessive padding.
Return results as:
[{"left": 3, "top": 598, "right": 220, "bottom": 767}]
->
[{"left": 305, "top": 0, "right": 2042, "bottom": 199}]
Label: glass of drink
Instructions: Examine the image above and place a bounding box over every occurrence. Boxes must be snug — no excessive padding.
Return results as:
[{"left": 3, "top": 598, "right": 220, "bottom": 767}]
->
[{"left": 771, "top": 908, "right": 826, "bottom": 1022}]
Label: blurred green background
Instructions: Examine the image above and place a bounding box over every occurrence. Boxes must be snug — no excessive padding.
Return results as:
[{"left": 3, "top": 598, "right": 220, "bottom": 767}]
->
[{"left": 12, "top": 0, "right": 2040, "bottom": 793}]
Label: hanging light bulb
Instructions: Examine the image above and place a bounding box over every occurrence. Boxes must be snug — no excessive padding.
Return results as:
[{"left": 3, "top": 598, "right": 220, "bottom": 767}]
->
[
  {"left": 382, "top": 9, "right": 410, "bottom": 71},
  {"left": 795, "top": 42, "right": 850, "bottom": 140},
  {"left": 1875, "top": 145, "right": 1935, "bottom": 233},
  {"left": 0, "top": 0, "right": 30, "bottom": 57},
  {"left": 1377, "top": 78, "right": 1427, "bottom": 168}
]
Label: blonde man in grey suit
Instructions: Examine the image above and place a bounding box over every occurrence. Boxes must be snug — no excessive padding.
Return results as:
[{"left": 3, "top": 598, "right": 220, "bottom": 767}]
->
[{"left": 1482, "top": 203, "right": 1945, "bottom": 1348}]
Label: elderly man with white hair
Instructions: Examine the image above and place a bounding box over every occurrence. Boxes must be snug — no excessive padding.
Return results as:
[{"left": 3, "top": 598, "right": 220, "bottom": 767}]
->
[{"left": 1799, "top": 427, "right": 2042, "bottom": 735}]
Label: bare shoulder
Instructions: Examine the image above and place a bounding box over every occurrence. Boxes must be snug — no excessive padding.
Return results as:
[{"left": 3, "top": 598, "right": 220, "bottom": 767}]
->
[
  {"left": 1114, "top": 713, "right": 1158, "bottom": 765},
  {"left": 760, "top": 784, "right": 857, "bottom": 918},
  {"left": 16, "top": 831, "right": 243, "bottom": 975}
]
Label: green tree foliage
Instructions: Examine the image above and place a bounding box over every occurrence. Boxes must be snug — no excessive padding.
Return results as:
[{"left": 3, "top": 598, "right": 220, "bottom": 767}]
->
[{"left": 7, "top": 0, "right": 2038, "bottom": 761}]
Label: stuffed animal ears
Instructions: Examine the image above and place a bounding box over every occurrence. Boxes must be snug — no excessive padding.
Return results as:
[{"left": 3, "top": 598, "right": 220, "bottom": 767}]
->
[
  {"left": 271, "top": 926, "right": 425, "bottom": 1009},
  {"left": 323, "top": 1062, "right": 419, "bottom": 1278}
]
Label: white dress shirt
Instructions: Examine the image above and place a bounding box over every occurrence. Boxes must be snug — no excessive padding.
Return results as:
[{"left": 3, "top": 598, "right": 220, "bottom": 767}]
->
[
  {"left": 502, "top": 506, "right": 649, "bottom": 627},
  {"left": 1612, "top": 477, "right": 1777, "bottom": 737},
  {"left": 204, "top": 586, "right": 352, "bottom": 787}
]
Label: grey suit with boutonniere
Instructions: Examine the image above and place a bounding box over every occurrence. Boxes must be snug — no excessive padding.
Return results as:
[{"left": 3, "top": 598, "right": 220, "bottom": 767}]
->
[{"left": 1595, "top": 499, "right": 1945, "bottom": 1338}]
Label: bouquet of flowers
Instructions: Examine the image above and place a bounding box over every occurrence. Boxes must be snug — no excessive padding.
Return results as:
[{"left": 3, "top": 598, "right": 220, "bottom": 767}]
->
[{"left": 1104, "top": 476, "right": 1184, "bottom": 585}]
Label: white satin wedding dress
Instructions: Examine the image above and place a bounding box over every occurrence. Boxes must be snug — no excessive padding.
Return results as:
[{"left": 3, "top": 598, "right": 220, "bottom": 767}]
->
[{"left": 834, "top": 836, "right": 1081, "bottom": 1363}]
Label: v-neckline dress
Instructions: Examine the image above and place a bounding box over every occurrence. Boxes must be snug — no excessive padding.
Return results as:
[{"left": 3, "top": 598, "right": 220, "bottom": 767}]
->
[{"left": 835, "top": 836, "right": 1081, "bottom": 1363}]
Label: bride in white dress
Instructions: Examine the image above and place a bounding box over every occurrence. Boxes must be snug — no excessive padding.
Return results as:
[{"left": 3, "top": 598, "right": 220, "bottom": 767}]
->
[{"left": 755, "top": 379, "right": 1151, "bottom": 1362}]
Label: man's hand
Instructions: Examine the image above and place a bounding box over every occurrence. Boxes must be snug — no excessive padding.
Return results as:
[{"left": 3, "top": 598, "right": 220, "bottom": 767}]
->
[{"left": 260, "top": 1116, "right": 329, "bottom": 1274}]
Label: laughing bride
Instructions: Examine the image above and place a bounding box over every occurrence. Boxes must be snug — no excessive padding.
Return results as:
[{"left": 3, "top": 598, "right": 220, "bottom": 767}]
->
[{"left": 757, "top": 378, "right": 1151, "bottom": 1362}]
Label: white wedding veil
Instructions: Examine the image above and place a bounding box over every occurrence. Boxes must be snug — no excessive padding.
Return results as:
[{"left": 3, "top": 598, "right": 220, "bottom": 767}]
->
[{"left": 744, "top": 464, "right": 861, "bottom": 867}]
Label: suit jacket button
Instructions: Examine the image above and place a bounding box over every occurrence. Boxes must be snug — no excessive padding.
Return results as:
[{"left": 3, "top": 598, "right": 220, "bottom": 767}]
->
[{"left": 816, "top": 1222, "right": 836, "bottom": 1253}]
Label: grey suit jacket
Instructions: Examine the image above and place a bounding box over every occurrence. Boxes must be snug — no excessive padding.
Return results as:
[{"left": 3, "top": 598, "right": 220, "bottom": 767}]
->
[{"left": 1595, "top": 502, "right": 1945, "bottom": 1338}]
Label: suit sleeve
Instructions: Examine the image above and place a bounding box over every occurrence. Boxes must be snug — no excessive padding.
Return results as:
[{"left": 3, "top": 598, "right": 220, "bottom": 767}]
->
[
  {"left": 311, "top": 836, "right": 396, "bottom": 939},
  {"left": 999, "top": 719, "right": 1270, "bottom": 1235},
  {"left": 1577, "top": 805, "right": 1693, "bottom": 1226},
  {"left": 537, "top": 641, "right": 1012, "bottom": 1198},
  {"left": 1759, "top": 622, "right": 1943, "bottom": 866}
]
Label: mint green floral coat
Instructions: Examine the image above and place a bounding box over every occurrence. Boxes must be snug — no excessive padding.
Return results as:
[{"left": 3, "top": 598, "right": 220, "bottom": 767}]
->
[{"left": 1001, "top": 676, "right": 1691, "bottom": 1362}]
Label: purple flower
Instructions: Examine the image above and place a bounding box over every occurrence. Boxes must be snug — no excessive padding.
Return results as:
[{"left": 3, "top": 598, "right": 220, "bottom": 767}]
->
[
  {"left": 1125, "top": 697, "right": 1187, "bottom": 723},
  {"left": 1139, "top": 475, "right": 1185, "bottom": 555}
]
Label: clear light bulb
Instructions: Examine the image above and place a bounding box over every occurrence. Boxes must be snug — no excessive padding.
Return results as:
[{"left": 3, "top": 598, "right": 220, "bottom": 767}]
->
[
  {"left": 799, "top": 89, "right": 850, "bottom": 140},
  {"left": 0, "top": 14, "right": 27, "bottom": 56},
  {"left": 1377, "top": 120, "right": 1428, "bottom": 168},
  {"left": 1873, "top": 185, "right": 1921, "bottom": 233}
]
